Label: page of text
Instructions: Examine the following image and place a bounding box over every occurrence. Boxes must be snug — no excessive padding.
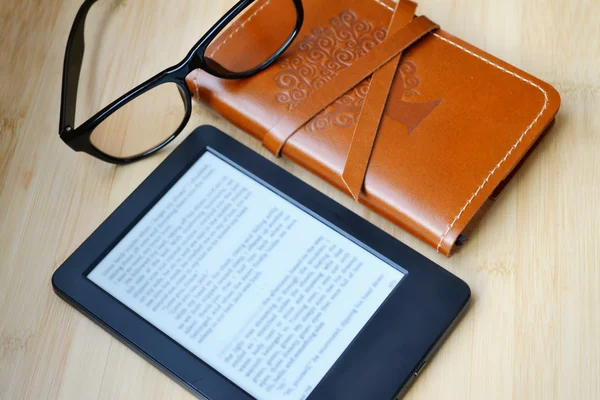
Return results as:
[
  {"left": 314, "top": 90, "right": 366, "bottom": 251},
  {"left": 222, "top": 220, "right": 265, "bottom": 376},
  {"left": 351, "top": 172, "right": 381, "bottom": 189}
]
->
[{"left": 89, "top": 152, "right": 404, "bottom": 400}]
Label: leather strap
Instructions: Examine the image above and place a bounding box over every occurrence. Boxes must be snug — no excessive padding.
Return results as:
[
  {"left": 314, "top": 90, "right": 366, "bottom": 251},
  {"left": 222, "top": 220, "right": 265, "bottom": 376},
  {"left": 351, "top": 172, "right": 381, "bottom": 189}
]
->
[
  {"left": 262, "top": 15, "right": 439, "bottom": 156},
  {"left": 342, "top": 1, "right": 418, "bottom": 200}
]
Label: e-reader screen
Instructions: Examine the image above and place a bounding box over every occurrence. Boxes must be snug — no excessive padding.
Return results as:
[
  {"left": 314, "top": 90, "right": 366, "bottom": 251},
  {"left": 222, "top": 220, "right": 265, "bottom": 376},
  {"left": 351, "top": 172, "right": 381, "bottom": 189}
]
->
[{"left": 88, "top": 151, "right": 406, "bottom": 400}]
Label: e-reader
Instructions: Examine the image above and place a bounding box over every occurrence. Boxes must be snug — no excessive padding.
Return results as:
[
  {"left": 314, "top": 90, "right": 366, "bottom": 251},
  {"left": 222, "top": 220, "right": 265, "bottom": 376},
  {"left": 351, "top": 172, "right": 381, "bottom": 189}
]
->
[{"left": 53, "top": 125, "right": 470, "bottom": 400}]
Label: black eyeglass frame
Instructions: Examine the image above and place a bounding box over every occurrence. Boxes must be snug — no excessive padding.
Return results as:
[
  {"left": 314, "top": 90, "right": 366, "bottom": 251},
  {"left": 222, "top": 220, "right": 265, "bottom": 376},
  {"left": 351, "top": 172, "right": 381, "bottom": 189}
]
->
[{"left": 59, "top": 0, "right": 304, "bottom": 164}]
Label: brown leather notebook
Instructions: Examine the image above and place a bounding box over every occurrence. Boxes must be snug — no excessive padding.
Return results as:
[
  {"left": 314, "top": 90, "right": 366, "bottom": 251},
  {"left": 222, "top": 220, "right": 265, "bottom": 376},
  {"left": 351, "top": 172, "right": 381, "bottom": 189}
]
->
[{"left": 186, "top": 0, "right": 561, "bottom": 256}]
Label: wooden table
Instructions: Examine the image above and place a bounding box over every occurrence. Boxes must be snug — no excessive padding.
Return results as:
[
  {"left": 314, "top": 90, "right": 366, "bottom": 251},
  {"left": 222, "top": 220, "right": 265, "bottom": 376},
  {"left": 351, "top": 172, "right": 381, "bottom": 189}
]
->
[{"left": 1, "top": 0, "right": 598, "bottom": 398}]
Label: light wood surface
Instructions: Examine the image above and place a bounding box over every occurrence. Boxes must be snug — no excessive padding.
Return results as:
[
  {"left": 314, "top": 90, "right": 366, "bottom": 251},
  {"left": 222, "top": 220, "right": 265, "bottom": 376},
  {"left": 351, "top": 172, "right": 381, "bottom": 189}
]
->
[{"left": 1, "top": 0, "right": 599, "bottom": 399}]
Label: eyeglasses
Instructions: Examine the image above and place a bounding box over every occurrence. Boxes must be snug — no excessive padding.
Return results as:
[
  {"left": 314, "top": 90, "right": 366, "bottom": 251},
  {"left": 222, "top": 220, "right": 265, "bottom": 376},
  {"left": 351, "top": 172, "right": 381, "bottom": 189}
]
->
[{"left": 59, "top": 0, "right": 304, "bottom": 164}]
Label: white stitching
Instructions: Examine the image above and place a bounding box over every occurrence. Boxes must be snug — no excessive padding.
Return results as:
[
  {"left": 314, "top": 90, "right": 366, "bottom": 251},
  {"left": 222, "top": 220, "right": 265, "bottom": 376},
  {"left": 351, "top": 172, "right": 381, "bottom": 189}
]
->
[
  {"left": 371, "top": 0, "right": 550, "bottom": 253},
  {"left": 193, "top": 70, "right": 200, "bottom": 99},
  {"left": 431, "top": 33, "right": 548, "bottom": 252},
  {"left": 199, "top": 0, "right": 551, "bottom": 254},
  {"left": 209, "top": 0, "right": 272, "bottom": 58}
]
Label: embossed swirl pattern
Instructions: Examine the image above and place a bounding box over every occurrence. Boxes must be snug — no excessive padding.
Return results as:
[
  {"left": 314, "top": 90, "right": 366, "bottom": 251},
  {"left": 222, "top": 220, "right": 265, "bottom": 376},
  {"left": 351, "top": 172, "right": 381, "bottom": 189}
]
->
[
  {"left": 274, "top": 10, "right": 387, "bottom": 112},
  {"left": 274, "top": 10, "right": 425, "bottom": 132},
  {"left": 303, "top": 81, "right": 370, "bottom": 132},
  {"left": 399, "top": 61, "right": 420, "bottom": 97}
]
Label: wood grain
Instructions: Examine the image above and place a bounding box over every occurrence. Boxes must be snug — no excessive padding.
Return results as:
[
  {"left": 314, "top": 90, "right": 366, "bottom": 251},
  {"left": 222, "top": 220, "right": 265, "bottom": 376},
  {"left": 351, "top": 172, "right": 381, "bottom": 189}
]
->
[{"left": 1, "top": 0, "right": 598, "bottom": 399}]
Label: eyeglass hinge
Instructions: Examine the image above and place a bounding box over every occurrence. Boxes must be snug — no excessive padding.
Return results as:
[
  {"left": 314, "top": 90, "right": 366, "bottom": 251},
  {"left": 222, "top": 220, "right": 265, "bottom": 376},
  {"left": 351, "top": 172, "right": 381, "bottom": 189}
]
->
[{"left": 60, "top": 125, "right": 77, "bottom": 143}]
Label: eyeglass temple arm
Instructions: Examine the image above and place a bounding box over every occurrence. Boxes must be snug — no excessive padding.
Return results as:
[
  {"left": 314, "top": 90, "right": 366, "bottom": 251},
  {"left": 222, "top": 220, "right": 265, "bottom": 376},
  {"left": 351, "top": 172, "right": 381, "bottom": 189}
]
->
[{"left": 59, "top": 0, "right": 98, "bottom": 135}]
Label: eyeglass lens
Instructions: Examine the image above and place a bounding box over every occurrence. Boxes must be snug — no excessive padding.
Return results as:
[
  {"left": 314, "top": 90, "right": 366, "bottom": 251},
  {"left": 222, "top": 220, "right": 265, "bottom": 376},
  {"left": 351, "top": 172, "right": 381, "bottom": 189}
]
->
[
  {"left": 204, "top": 0, "right": 297, "bottom": 74},
  {"left": 90, "top": 82, "right": 186, "bottom": 159},
  {"left": 87, "top": 0, "right": 299, "bottom": 160}
]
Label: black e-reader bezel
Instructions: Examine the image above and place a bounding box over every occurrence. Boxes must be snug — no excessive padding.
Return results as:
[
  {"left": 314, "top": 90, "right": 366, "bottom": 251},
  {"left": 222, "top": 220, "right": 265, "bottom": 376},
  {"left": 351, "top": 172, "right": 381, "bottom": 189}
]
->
[{"left": 53, "top": 125, "right": 470, "bottom": 400}]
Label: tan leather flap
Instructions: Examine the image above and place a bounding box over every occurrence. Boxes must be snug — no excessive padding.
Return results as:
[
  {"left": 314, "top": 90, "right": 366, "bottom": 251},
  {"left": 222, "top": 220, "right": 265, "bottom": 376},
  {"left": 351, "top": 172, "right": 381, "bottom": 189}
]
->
[{"left": 186, "top": 0, "right": 561, "bottom": 256}]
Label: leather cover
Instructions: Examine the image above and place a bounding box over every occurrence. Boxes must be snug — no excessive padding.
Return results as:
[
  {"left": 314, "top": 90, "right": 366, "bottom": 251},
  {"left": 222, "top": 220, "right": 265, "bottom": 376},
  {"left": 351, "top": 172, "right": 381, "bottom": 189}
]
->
[{"left": 186, "top": 0, "right": 561, "bottom": 256}]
